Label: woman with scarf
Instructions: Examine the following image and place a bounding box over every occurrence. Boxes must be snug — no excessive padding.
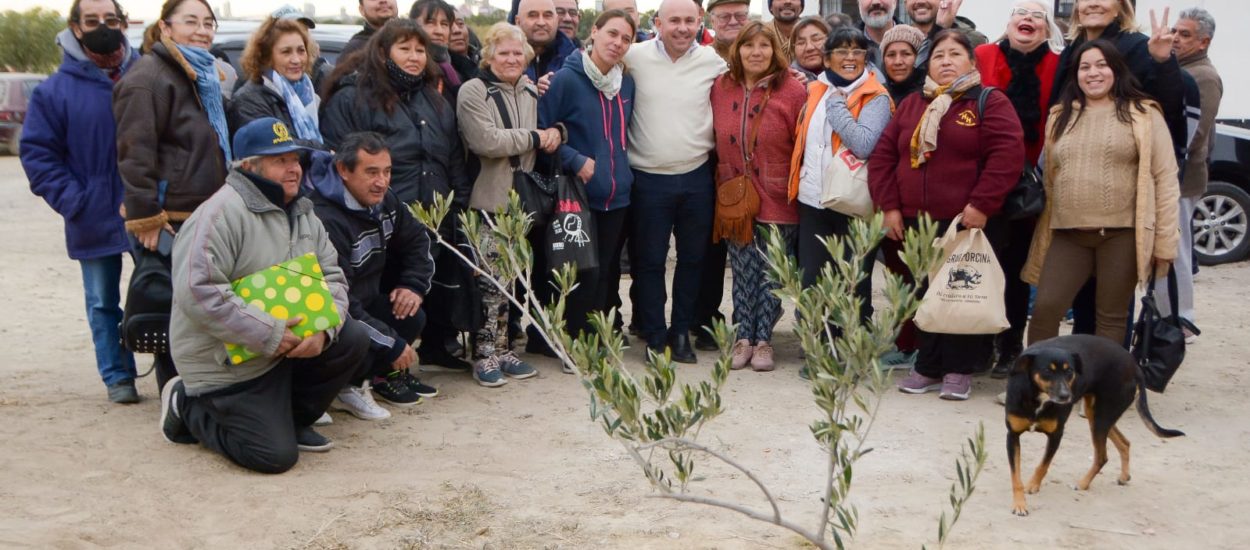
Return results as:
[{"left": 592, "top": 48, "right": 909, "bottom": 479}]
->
[
  {"left": 787, "top": 27, "right": 891, "bottom": 376},
  {"left": 709, "top": 22, "right": 806, "bottom": 372},
  {"left": 975, "top": 0, "right": 1063, "bottom": 377},
  {"left": 228, "top": 17, "right": 323, "bottom": 142},
  {"left": 879, "top": 24, "right": 926, "bottom": 105},
  {"left": 868, "top": 30, "right": 1024, "bottom": 401},
  {"left": 113, "top": 0, "right": 230, "bottom": 390},
  {"left": 537, "top": 9, "right": 636, "bottom": 350},
  {"left": 409, "top": 0, "right": 466, "bottom": 97},
  {"left": 456, "top": 23, "right": 561, "bottom": 387},
  {"left": 789, "top": 17, "right": 829, "bottom": 81},
  {"left": 321, "top": 19, "right": 473, "bottom": 373}
]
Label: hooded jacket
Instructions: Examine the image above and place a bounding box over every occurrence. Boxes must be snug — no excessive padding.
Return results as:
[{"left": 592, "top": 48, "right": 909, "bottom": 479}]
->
[
  {"left": 227, "top": 76, "right": 320, "bottom": 140},
  {"left": 171, "top": 169, "right": 349, "bottom": 396},
  {"left": 320, "top": 73, "right": 471, "bottom": 208},
  {"left": 113, "top": 40, "right": 229, "bottom": 233},
  {"left": 20, "top": 29, "right": 136, "bottom": 260},
  {"left": 538, "top": 52, "right": 635, "bottom": 212},
  {"left": 524, "top": 31, "right": 579, "bottom": 83},
  {"left": 308, "top": 151, "right": 434, "bottom": 363},
  {"left": 457, "top": 71, "right": 542, "bottom": 212}
]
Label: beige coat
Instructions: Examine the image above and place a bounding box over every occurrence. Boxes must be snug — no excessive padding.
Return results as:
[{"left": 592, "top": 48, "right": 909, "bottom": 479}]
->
[
  {"left": 1023, "top": 101, "right": 1180, "bottom": 286},
  {"left": 456, "top": 75, "right": 541, "bottom": 212}
]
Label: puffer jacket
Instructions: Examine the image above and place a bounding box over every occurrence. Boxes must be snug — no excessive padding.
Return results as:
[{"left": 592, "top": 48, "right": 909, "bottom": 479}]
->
[
  {"left": 227, "top": 76, "right": 320, "bottom": 140},
  {"left": 20, "top": 29, "right": 135, "bottom": 260},
  {"left": 113, "top": 39, "right": 228, "bottom": 233},
  {"left": 320, "top": 73, "right": 470, "bottom": 208},
  {"left": 309, "top": 151, "right": 433, "bottom": 363},
  {"left": 457, "top": 71, "right": 542, "bottom": 212}
]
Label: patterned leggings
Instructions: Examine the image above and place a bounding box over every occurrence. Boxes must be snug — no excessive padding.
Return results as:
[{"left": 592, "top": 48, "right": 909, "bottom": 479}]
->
[
  {"left": 473, "top": 226, "right": 511, "bottom": 359},
  {"left": 728, "top": 223, "right": 798, "bottom": 343}
]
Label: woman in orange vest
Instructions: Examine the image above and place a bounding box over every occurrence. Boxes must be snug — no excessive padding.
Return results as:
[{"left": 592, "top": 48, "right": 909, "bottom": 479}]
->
[{"left": 786, "top": 27, "right": 892, "bottom": 379}]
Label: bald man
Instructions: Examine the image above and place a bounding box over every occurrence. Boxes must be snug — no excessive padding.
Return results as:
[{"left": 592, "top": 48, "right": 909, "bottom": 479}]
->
[
  {"left": 514, "top": 0, "right": 578, "bottom": 81},
  {"left": 624, "top": 0, "right": 728, "bottom": 363}
]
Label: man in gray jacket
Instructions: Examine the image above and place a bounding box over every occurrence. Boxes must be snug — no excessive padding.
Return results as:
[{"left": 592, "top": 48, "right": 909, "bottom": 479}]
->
[{"left": 159, "top": 118, "right": 369, "bottom": 474}]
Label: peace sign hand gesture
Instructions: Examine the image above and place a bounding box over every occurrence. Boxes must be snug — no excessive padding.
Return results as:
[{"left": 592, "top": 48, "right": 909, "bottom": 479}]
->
[
  {"left": 936, "top": 0, "right": 964, "bottom": 30},
  {"left": 1147, "top": 8, "right": 1176, "bottom": 63}
]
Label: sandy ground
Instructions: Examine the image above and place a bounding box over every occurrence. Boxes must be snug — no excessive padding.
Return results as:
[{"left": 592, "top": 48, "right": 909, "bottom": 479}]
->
[{"left": 1, "top": 155, "right": 1248, "bottom": 549}]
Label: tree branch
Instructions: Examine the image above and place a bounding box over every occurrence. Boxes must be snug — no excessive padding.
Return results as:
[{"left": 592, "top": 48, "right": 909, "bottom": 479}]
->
[
  {"left": 648, "top": 492, "right": 832, "bottom": 550},
  {"left": 636, "top": 438, "right": 782, "bottom": 523}
]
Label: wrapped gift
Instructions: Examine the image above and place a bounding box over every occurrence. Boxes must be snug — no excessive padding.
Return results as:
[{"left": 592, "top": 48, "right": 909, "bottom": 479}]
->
[{"left": 225, "top": 253, "right": 342, "bottom": 365}]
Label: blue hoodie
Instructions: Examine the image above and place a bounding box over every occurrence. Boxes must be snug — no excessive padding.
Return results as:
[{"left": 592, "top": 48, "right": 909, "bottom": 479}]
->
[
  {"left": 523, "top": 31, "right": 579, "bottom": 83},
  {"left": 20, "top": 29, "right": 137, "bottom": 260},
  {"left": 538, "top": 52, "right": 635, "bottom": 212}
]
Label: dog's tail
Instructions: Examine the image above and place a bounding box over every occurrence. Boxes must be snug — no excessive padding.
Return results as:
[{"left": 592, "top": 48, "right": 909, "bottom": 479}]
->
[{"left": 1136, "top": 374, "right": 1185, "bottom": 438}]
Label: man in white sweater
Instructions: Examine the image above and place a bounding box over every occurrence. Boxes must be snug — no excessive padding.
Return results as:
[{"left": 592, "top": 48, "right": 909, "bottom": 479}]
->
[{"left": 625, "top": 0, "right": 727, "bottom": 363}]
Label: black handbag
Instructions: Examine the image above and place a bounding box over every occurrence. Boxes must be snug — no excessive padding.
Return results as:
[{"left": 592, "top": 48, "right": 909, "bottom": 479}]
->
[
  {"left": 485, "top": 84, "right": 556, "bottom": 226},
  {"left": 120, "top": 247, "right": 173, "bottom": 354},
  {"left": 1131, "top": 268, "right": 1186, "bottom": 392},
  {"left": 976, "top": 87, "right": 1045, "bottom": 221}
]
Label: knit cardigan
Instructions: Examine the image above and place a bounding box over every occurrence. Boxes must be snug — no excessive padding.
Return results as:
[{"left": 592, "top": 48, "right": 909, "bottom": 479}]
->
[{"left": 1023, "top": 102, "right": 1180, "bottom": 286}]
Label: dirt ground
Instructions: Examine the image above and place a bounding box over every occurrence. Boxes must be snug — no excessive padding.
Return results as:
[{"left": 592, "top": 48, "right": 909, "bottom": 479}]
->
[{"left": 1, "top": 155, "right": 1247, "bottom": 549}]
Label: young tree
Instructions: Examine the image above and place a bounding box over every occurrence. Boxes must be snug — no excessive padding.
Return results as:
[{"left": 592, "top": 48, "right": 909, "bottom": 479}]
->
[{"left": 0, "top": 8, "right": 63, "bottom": 74}]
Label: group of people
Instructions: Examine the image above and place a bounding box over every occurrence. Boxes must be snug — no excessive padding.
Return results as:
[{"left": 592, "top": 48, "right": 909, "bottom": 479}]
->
[{"left": 19, "top": 0, "right": 1222, "bottom": 473}]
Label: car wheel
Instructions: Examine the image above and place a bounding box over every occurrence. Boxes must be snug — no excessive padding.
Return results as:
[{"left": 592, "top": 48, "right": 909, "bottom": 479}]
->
[{"left": 1193, "top": 180, "right": 1250, "bottom": 265}]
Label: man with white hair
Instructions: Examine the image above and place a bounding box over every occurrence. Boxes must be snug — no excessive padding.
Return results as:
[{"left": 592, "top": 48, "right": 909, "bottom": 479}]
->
[
  {"left": 625, "top": 0, "right": 727, "bottom": 363},
  {"left": 857, "top": 0, "right": 896, "bottom": 67},
  {"left": 1162, "top": 7, "right": 1223, "bottom": 341}
]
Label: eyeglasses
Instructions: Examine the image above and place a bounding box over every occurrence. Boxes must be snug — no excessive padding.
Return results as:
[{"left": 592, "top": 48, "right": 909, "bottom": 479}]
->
[
  {"left": 1011, "top": 7, "right": 1047, "bottom": 20},
  {"left": 830, "top": 48, "right": 868, "bottom": 58},
  {"left": 168, "top": 18, "right": 218, "bottom": 31},
  {"left": 712, "top": 12, "right": 749, "bottom": 23},
  {"left": 78, "top": 16, "right": 124, "bottom": 30}
]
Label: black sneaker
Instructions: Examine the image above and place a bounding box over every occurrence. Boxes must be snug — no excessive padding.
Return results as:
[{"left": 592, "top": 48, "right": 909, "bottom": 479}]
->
[
  {"left": 159, "top": 376, "right": 197, "bottom": 445},
  {"left": 418, "top": 346, "right": 472, "bottom": 372},
  {"left": 372, "top": 375, "right": 422, "bottom": 407},
  {"left": 295, "top": 426, "right": 333, "bottom": 452},
  {"left": 398, "top": 371, "right": 439, "bottom": 398},
  {"left": 692, "top": 330, "right": 718, "bottom": 352}
]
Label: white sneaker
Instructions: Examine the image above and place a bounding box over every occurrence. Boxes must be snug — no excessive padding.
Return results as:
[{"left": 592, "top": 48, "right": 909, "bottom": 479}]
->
[
  {"left": 331, "top": 382, "right": 392, "bottom": 420},
  {"left": 314, "top": 412, "right": 333, "bottom": 426}
]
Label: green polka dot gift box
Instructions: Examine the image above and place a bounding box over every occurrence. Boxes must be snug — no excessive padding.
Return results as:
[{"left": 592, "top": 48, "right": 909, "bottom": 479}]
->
[{"left": 225, "top": 253, "right": 342, "bottom": 365}]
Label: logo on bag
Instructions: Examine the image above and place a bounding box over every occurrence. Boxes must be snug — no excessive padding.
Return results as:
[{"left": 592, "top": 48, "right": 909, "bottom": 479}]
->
[
  {"left": 556, "top": 199, "right": 583, "bottom": 213},
  {"left": 551, "top": 213, "right": 591, "bottom": 249},
  {"left": 838, "top": 148, "right": 864, "bottom": 170},
  {"left": 946, "top": 264, "right": 983, "bottom": 289}
]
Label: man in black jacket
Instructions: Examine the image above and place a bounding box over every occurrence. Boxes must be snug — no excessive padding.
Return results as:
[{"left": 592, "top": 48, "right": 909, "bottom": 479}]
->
[
  {"left": 341, "top": 0, "right": 398, "bottom": 59},
  {"left": 310, "top": 133, "right": 436, "bottom": 420}
]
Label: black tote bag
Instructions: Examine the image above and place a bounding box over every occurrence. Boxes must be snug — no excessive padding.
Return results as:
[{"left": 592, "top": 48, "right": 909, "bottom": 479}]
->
[
  {"left": 1131, "top": 268, "right": 1186, "bottom": 392},
  {"left": 545, "top": 173, "right": 598, "bottom": 272}
]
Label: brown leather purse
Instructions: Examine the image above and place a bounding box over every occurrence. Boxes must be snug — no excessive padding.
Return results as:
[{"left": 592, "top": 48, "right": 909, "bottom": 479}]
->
[{"left": 713, "top": 90, "right": 770, "bottom": 245}]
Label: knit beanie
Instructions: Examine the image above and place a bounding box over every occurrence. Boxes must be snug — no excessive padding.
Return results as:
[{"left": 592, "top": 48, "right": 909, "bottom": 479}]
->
[{"left": 880, "top": 23, "right": 924, "bottom": 53}]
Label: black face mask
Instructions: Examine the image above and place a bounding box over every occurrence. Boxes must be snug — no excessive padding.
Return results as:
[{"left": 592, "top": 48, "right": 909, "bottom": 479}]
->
[{"left": 80, "top": 26, "right": 125, "bottom": 55}]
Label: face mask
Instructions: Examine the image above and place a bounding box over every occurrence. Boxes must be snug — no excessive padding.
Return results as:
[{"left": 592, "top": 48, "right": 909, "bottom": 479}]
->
[{"left": 80, "top": 26, "right": 125, "bottom": 55}]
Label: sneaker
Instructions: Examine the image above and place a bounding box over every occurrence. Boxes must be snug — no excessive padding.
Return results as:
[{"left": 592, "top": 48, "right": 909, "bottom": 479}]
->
[
  {"left": 730, "top": 339, "right": 753, "bottom": 370},
  {"left": 371, "top": 375, "right": 422, "bottom": 407},
  {"left": 107, "top": 380, "right": 140, "bottom": 404},
  {"left": 498, "top": 351, "right": 538, "bottom": 379},
  {"left": 332, "top": 382, "right": 392, "bottom": 420},
  {"left": 990, "top": 355, "right": 1015, "bottom": 379},
  {"left": 418, "top": 346, "right": 472, "bottom": 372},
  {"left": 473, "top": 356, "right": 508, "bottom": 387},
  {"left": 897, "top": 370, "right": 943, "bottom": 394},
  {"left": 296, "top": 426, "right": 333, "bottom": 452},
  {"left": 397, "top": 371, "right": 439, "bottom": 398},
  {"left": 750, "top": 342, "right": 775, "bottom": 372},
  {"left": 939, "top": 373, "right": 973, "bottom": 401},
  {"left": 880, "top": 350, "right": 917, "bottom": 371},
  {"left": 314, "top": 412, "right": 333, "bottom": 426},
  {"left": 159, "top": 376, "right": 196, "bottom": 444}
]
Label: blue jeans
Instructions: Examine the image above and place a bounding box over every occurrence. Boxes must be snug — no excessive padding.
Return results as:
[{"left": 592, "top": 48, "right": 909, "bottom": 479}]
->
[
  {"left": 630, "top": 162, "right": 715, "bottom": 346},
  {"left": 80, "top": 255, "right": 136, "bottom": 386}
]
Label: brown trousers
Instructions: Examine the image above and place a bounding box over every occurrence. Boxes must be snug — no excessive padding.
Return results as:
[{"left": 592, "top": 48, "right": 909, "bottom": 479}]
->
[{"left": 1028, "top": 228, "right": 1137, "bottom": 345}]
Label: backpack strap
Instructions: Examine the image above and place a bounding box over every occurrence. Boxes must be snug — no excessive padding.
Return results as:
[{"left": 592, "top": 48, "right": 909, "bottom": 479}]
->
[{"left": 976, "top": 85, "right": 996, "bottom": 120}]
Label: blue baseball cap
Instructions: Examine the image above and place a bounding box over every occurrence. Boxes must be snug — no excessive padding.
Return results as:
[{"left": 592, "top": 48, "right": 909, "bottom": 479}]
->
[{"left": 232, "top": 118, "right": 313, "bottom": 160}]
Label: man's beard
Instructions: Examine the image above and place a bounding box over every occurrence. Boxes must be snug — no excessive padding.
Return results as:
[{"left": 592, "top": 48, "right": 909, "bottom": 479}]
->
[
  {"left": 861, "top": 12, "right": 892, "bottom": 29},
  {"left": 776, "top": 11, "right": 800, "bottom": 23},
  {"left": 366, "top": 14, "right": 394, "bottom": 28}
]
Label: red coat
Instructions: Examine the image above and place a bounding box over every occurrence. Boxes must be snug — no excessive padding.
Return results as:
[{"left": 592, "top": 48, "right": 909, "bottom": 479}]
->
[
  {"left": 710, "top": 73, "right": 807, "bottom": 225},
  {"left": 974, "top": 43, "right": 1058, "bottom": 165},
  {"left": 868, "top": 89, "right": 1025, "bottom": 220}
]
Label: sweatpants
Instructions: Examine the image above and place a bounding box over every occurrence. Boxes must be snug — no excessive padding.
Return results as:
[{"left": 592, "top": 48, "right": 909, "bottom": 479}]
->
[
  {"left": 1028, "top": 228, "right": 1137, "bottom": 345},
  {"left": 630, "top": 162, "right": 715, "bottom": 347},
  {"left": 179, "top": 319, "right": 370, "bottom": 474},
  {"left": 797, "top": 204, "right": 874, "bottom": 320},
  {"left": 728, "top": 223, "right": 797, "bottom": 343},
  {"left": 474, "top": 226, "right": 512, "bottom": 359}
]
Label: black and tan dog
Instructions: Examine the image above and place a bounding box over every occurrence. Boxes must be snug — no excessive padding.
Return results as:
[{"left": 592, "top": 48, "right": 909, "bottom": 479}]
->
[{"left": 1005, "top": 334, "right": 1184, "bottom": 516}]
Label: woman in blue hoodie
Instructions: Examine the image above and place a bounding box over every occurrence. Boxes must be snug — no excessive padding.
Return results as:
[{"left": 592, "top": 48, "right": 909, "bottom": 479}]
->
[{"left": 538, "top": 9, "right": 636, "bottom": 337}]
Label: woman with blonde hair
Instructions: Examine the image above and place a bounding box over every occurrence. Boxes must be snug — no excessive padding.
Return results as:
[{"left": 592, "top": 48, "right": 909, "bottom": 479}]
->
[
  {"left": 456, "top": 22, "right": 561, "bottom": 386},
  {"left": 228, "top": 17, "right": 322, "bottom": 140},
  {"left": 710, "top": 21, "right": 806, "bottom": 371}
]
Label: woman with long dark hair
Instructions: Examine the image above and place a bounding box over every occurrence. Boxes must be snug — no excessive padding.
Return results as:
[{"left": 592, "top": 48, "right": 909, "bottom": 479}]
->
[
  {"left": 869, "top": 30, "right": 1024, "bottom": 401},
  {"left": 1024, "top": 40, "right": 1179, "bottom": 344},
  {"left": 710, "top": 22, "right": 806, "bottom": 371},
  {"left": 409, "top": 0, "right": 468, "bottom": 93}
]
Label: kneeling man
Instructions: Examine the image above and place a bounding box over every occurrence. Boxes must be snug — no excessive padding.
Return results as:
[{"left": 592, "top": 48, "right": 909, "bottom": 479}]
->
[{"left": 160, "top": 118, "right": 369, "bottom": 473}]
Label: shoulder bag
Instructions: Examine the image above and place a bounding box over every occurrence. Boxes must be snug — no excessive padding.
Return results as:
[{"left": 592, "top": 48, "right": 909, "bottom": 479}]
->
[
  {"left": 1131, "top": 267, "right": 1187, "bottom": 392},
  {"left": 977, "top": 86, "right": 1045, "bottom": 220}
]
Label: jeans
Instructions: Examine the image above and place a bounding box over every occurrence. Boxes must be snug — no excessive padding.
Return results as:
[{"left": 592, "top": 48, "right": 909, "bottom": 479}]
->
[
  {"left": 80, "top": 255, "right": 136, "bottom": 386},
  {"left": 630, "top": 162, "right": 715, "bottom": 346}
]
